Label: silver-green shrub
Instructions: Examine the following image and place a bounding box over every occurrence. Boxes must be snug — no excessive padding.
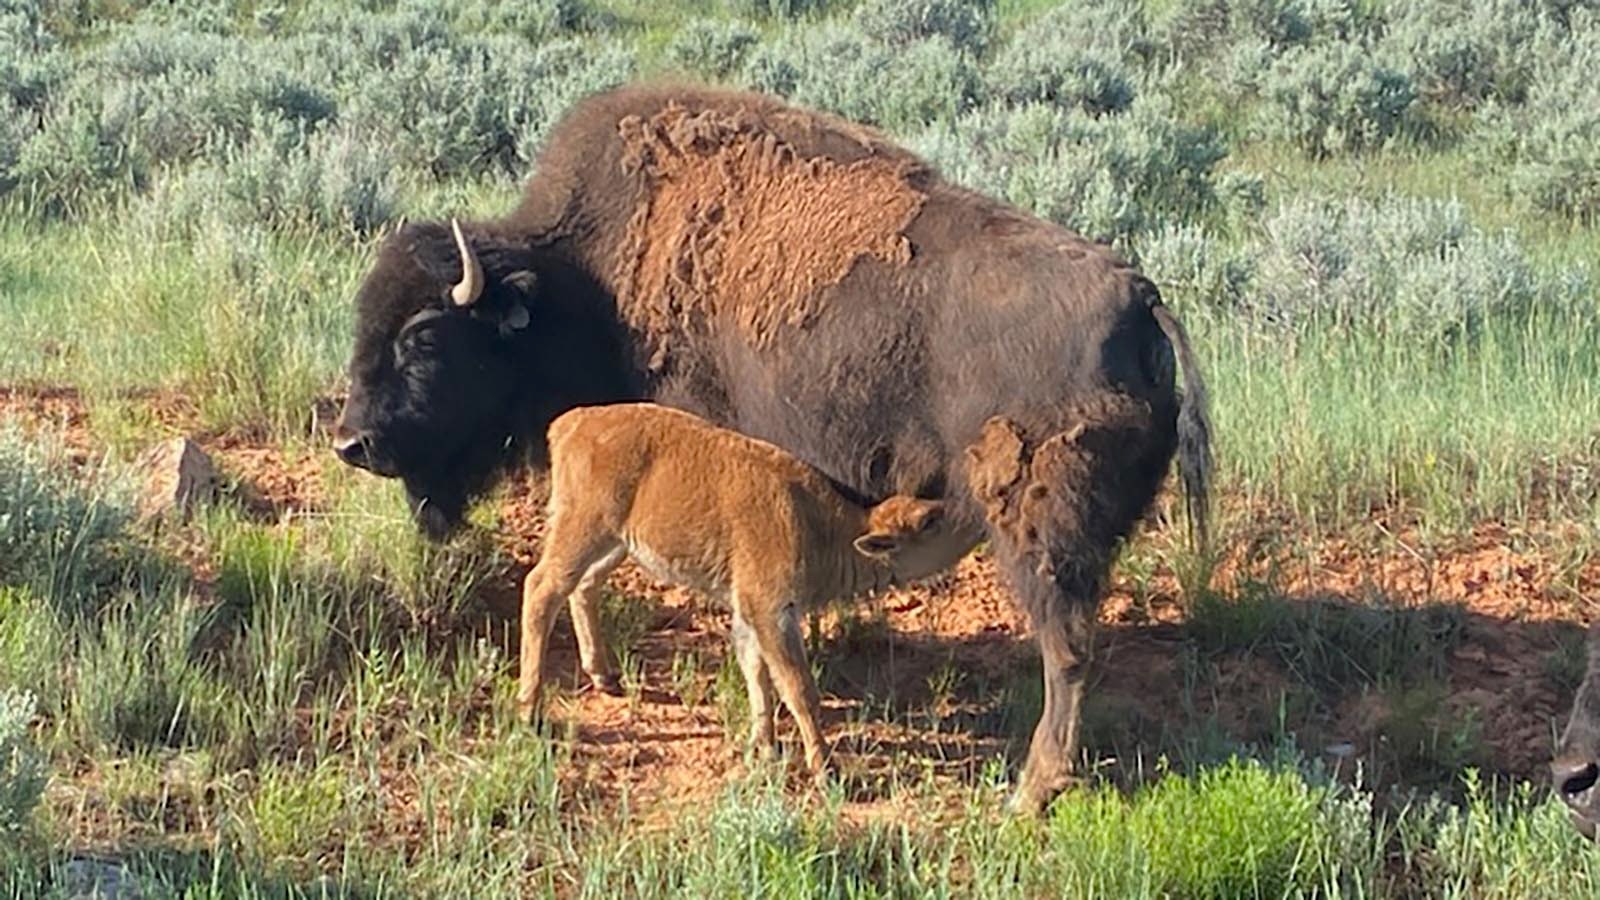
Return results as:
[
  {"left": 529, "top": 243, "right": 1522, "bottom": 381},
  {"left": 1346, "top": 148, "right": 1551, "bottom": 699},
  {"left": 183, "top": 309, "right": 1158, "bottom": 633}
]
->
[
  {"left": 448, "top": 0, "right": 581, "bottom": 41},
  {"left": 733, "top": 0, "right": 841, "bottom": 20},
  {"left": 0, "top": 688, "right": 44, "bottom": 841},
  {"left": 912, "top": 96, "right": 1226, "bottom": 247},
  {"left": 511, "top": 37, "right": 638, "bottom": 168},
  {"left": 1256, "top": 39, "right": 1416, "bottom": 157},
  {"left": 152, "top": 115, "right": 398, "bottom": 235},
  {"left": 1476, "top": 11, "right": 1600, "bottom": 220},
  {"left": 666, "top": 18, "right": 761, "bottom": 80},
  {"left": 851, "top": 0, "right": 994, "bottom": 54},
  {"left": 986, "top": 1, "right": 1145, "bottom": 115},
  {"left": 1380, "top": 0, "right": 1547, "bottom": 108},
  {"left": 742, "top": 23, "right": 980, "bottom": 134},
  {"left": 0, "top": 2, "right": 62, "bottom": 111},
  {"left": 1139, "top": 223, "right": 1255, "bottom": 312},
  {"left": 12, "top": 95, "right": 146, "bottom": 215},
  {"left": 1241, "top": 194, "right": 1585, "bottom": 339}
]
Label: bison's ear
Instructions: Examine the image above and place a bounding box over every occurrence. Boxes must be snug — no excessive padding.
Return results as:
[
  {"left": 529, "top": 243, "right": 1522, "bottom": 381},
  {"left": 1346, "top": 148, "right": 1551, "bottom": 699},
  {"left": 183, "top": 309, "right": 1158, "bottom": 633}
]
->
[{"left": 504, "top": 269, "right": 538, "bottom": 295}]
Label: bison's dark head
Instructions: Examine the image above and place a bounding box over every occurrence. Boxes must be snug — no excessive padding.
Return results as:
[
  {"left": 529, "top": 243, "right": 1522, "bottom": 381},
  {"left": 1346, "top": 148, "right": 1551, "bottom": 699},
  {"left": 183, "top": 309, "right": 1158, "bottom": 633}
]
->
[
  {"left": 1554, "top": 621, "right": 1600, "bottom": 838},
  {"left": 332, "top": 219, "right": 631, "bottom": 540}
]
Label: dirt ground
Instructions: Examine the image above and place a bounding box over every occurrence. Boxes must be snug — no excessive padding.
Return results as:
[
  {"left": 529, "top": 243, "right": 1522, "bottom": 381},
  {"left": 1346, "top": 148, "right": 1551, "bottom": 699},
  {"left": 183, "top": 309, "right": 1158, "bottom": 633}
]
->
[{"left": 5, "top": 383, "right": 1595, "bottom": 824}]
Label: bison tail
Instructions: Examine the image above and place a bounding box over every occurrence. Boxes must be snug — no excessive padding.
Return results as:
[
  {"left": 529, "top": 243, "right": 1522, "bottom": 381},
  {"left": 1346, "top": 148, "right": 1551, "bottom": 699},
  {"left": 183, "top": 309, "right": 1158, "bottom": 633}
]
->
[{"left": 1150, "top": 303, "right": 1213, "bottom": 551}]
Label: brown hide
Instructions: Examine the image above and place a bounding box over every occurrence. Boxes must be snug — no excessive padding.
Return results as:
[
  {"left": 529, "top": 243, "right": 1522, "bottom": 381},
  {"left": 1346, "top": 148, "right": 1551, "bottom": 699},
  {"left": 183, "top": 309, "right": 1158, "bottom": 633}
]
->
[{"left": 614, "top": 103, "right": 927, "bottom": 365}]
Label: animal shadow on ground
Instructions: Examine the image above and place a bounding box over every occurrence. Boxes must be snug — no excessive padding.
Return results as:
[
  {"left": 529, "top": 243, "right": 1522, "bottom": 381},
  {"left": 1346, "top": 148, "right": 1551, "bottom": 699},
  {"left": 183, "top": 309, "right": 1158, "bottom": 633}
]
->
[{"left": 489, "top": 555, "right": 1586, "bottom": 808}]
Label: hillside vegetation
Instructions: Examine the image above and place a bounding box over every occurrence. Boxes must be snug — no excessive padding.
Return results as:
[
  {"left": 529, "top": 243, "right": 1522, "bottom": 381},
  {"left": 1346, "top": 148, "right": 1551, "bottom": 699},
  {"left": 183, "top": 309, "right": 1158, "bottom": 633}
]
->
[{"left": 3, "top": 0, "right": 1599, "bottom": 896}]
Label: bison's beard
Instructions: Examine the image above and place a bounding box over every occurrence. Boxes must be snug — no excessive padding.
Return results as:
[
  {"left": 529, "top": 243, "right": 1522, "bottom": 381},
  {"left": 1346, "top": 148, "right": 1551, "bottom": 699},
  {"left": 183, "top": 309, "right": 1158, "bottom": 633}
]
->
[{"left": 402, "top": 429, "right": 522, "bottom": 542}]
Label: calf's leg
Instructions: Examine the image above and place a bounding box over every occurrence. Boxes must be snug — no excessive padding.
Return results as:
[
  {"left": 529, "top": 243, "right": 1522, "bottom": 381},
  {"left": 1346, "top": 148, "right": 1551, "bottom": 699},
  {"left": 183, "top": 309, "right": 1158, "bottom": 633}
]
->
[
  {"left": 748, "top": 600, "right": 828, "bottom": 775},
  {"left": 731, "top": 609, "right": 778, "bottom": 758},
  {"left": 569, "top": 559, "right": 624, "bottom": 696},
  {"left": 518, "top": 523, "right": 624, "bottom": 724}
]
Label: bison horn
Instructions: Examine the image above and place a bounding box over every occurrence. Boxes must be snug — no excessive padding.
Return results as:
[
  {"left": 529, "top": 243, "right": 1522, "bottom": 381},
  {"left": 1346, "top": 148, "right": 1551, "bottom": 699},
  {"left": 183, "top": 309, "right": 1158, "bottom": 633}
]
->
[{"left": 450, "top": 218, "right": 484, "bottom": 307}]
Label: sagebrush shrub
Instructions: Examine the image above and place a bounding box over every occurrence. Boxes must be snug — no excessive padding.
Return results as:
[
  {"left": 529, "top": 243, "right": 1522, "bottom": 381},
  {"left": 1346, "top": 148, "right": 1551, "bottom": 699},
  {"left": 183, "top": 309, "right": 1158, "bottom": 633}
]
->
[
  {"left": 913, "top": 96, "right": 1226, "bottom": 247},
  {"left": 986, "top": 2, "right": 1149, "bottom": 115},
  {"left": 1138, "top": 223, "right": 1255, "bottom": 312},
  {"left": 1381, "top": 0, "right": 1546, "bottom": 108},
  {"left": 447, "top": 0, "right": 580, "bottom": 41},
  {"left": 733, "top": 0, "right": 840, "bottom": 19},
  {"left": 0, "top": 98, "right": 28, "bottom": 192},
  {"left": 851, "top": 0, "right": 994, "bottom": 54},
  {"left": 1476, "top": 11, "right": 1600, "bottom": 220},
  {"left": 1230, "top": 0, "right": 1365, "bottom": 49},
  {"left": 742, "top": 24, "right": 980, "bottom": 134},
  {"left": 0, "top": 3, "right": 62, "bottom": 110},
  {"left": 666, "top": 18, "right": 761, "bottom": 80},
  {"left": 13, "top": 96, "right": 146, "bottom": 215},
  {"left": 510, "top": 37, "right": 637, "bottom": 168},
  {"left": 0, "top": 688, "right": 44, "bottom": 840},
  {"left": 1257, "top": 39, "right": 1416, "bottom": 157},
  {"left": 152, "top": 115, "right": 399, "bottom": 235},
  {"left": 340, "top": 39, "right": 522, "bottom": 180},
  {"left": 1241, "top": 194, "right": 1584, "bottom": 339}
]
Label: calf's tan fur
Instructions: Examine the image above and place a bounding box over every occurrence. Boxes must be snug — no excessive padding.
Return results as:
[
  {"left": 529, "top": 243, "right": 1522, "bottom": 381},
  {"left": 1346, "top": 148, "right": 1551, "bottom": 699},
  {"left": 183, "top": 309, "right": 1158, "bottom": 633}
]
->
[{"left": 517, "top": 402, "right": 953, "bottom": 772}]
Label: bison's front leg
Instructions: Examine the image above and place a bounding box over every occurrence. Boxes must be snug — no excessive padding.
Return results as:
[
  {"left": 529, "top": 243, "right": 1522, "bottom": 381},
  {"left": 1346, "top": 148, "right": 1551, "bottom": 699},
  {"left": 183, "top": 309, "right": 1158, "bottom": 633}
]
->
[
  {"left": 1010, "top": 590, "right": 1096, "bottom": 814},
  {"left": 967, "top": 409, "right": 1161, "bottom": 815}
]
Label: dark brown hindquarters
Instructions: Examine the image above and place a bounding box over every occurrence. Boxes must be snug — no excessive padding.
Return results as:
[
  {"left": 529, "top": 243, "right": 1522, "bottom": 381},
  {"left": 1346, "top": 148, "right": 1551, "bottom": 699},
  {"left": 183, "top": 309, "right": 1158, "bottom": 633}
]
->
[{"left": 965, "top": 392, "right": 1177, "bottom": 813}]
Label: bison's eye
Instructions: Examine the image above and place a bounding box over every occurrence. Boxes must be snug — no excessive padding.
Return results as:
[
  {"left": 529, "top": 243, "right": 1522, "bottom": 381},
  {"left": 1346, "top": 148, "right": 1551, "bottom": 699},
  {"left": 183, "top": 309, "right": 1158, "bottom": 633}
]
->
[{"left": 395, "top": 328, "right": 436, "bottom": 365}]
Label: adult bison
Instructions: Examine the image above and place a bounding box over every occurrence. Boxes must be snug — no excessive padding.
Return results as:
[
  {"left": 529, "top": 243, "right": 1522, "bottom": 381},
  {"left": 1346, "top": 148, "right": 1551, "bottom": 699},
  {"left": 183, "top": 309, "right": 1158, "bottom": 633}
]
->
[
  {"left": 1554, "top": 622, "right": 1600, "bottom": 837},
  {"left": 331, "top": 84, "right": 1212, "bottom": 815}
]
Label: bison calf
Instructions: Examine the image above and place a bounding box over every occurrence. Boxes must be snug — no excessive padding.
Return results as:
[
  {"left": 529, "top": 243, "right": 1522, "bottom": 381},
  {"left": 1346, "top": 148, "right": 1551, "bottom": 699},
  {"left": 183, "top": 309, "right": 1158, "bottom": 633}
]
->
[{"left": 517, "top": 402, "right": 953, "bottom": 773}]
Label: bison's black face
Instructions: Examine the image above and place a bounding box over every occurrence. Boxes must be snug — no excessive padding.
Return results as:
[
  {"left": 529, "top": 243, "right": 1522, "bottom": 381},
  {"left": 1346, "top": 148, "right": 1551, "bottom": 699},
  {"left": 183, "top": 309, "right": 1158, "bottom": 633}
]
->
[
  {"left": 1554, "top": 621, "right": 1600, "bottom": 838},
  {"left": 334, "top": 220, "right": 534, "bottom": 540}
]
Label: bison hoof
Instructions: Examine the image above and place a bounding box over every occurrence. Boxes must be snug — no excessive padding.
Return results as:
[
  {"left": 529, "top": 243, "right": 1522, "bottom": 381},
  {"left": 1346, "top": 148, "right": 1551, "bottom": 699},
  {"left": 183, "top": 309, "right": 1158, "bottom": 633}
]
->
[
  {"left": 1007, "top": 771, "right": 1081, "bottom": 818},
  {"left": 588, "top": 673, "right": 624, "bottom": 696}
]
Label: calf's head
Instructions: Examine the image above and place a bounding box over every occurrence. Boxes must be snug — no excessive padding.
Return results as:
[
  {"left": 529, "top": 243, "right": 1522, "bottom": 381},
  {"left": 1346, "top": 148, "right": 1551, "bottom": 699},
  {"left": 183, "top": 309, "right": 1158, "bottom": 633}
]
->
[
  {"left": 1555, "top": 621, "right": 1600, "bottom": 838},
  {"left": 853, "top": 496, "right": 951, "bottom": 581},
  {"left": 333, "top": 220, "right": 539, "bottom": 539}
]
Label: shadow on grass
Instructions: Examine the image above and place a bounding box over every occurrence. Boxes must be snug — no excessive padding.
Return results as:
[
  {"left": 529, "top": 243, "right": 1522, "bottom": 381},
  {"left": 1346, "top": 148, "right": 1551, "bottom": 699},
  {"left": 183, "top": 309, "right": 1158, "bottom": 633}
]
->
[
  {"left": 506, "top": 560, "right": 1586, "bottom": 806},
  {"left": 3, "top": 847, "right": 393, "bottom": 900}
]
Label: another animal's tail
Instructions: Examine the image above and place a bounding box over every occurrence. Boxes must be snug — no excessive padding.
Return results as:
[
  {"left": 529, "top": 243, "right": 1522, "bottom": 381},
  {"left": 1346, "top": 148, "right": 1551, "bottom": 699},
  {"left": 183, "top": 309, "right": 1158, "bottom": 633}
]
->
[{"left": 1150, "top": 302, "right": 1213, "bottom": 551}]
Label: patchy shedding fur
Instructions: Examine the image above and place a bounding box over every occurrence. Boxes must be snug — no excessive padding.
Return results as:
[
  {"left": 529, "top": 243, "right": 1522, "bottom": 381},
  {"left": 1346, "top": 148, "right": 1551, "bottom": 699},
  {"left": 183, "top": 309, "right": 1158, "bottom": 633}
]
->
[
  {"left": 966, "top": 397, "right": 1155, "bottom": 588},
  {"left": 615, "top": 103, "right": 927, "bottom": 361}
]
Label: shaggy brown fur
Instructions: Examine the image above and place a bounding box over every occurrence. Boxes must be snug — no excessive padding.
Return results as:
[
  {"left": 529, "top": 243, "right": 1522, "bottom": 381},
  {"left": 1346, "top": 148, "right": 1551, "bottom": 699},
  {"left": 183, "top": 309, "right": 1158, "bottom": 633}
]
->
[
  {"left": 615, "top": 103, "right": 927, "bottom": 359},
  {"left": 517, "top": 403, "right": 955, "bottom": 773},
  {"left": 333, "top": 83, "right": 1214, "bottom": 816}
]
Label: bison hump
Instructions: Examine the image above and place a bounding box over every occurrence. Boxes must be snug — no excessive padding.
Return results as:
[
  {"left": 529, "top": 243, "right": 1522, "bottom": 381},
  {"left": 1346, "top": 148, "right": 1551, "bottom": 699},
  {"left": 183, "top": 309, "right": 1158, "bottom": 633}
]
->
[{"left": 615, "top": 102, "right": 927, "bottom": 365}]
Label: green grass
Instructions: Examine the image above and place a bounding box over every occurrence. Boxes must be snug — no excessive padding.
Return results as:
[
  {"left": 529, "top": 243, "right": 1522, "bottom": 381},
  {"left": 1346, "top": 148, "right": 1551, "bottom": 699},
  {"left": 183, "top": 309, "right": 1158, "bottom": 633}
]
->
[{"left": 4, "top": 0, "right": 1600, "bottom": 894}]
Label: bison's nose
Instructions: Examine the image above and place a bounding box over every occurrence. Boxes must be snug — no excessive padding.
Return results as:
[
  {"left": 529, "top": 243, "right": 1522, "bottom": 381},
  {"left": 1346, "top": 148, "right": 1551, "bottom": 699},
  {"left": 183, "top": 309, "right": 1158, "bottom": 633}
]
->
[
  {"left": 334, "top": 433, "right": 371, "bottom": 470},
  {"left": 1553, "top": 757, "right": 1600, "bottom": 806}
]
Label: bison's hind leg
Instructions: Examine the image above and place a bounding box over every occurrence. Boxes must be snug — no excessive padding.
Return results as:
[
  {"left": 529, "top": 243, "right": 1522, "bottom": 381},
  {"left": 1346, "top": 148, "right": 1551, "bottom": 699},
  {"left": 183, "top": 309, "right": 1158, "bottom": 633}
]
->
[{"left": 965, "top": 399, "right": 1176, "bottom": 815}]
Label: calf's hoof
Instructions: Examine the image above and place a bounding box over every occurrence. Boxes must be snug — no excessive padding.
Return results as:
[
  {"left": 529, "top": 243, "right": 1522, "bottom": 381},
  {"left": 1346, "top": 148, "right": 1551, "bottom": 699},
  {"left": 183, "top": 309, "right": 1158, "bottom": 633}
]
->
[
  {"left": 588, "top": 672, "right": 624, "bottom": 696},
  {"left": 515, "top": 693, "right": 542, "bottom": 727}
]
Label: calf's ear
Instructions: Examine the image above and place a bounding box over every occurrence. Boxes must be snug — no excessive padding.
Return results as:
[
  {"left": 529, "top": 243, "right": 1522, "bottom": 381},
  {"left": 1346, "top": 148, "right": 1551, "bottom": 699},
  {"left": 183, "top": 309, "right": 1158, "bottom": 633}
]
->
[
  {"left": 910, "top": 502, "right": 945, "bottom": 533},
  {"left": 853, "top": 533, "right": 899, "bottom": 558}
]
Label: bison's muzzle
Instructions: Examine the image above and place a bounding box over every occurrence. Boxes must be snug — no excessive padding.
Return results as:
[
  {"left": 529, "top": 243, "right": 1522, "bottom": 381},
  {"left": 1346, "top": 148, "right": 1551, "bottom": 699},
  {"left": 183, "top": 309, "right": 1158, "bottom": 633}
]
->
[{"left": 1554, "top": 755, "right": 1600, "bottom": 838}]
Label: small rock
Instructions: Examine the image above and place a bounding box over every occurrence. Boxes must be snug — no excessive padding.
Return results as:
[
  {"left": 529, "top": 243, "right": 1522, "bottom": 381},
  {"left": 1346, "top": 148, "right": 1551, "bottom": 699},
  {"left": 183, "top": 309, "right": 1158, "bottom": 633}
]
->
[
  {"left": 134, "top": 437, "right": 220, "bottom": 523},
  {"left": 59, "top": 858, "right": 143, "bottom": 900}
]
